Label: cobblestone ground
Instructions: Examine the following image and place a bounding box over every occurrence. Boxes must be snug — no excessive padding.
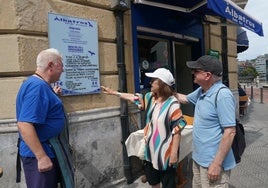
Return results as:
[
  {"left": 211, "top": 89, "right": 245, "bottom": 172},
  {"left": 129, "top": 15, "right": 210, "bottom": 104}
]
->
[{"left": 230, "top": 102, "right": 268, "bottom": 188}]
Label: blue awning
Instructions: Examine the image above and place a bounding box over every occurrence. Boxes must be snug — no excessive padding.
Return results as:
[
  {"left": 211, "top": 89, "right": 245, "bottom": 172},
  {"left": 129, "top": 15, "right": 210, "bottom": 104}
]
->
[
  {"left": 237, "top": 27, "right": 249, "bottom": 53},
  {"left": 133, "top": 0, "right": 264, "bottom": 36},
  {"left": 207, "top": 0, "right": 263, "bottom": 36}
]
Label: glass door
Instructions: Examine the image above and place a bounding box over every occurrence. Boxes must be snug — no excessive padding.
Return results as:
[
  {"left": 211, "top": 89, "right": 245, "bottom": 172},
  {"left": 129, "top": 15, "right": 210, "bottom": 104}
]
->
[{"left": 173, "top": 42, "right": 194, "bottom": 116}]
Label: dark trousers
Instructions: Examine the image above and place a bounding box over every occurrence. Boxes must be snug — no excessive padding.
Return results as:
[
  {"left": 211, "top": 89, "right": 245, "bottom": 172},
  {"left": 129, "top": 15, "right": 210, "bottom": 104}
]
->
[
  {"left": 21, "top": 157, "right": 60, "bottom": 188},
  {"left": 144, "top": 161, "right": 177, "bottom": 188}
]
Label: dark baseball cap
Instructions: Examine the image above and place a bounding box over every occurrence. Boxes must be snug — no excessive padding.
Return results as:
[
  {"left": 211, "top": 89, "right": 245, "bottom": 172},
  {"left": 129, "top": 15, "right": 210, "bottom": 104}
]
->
[{"left": 186, "top": 55, "right": 223, "bottom": 76}]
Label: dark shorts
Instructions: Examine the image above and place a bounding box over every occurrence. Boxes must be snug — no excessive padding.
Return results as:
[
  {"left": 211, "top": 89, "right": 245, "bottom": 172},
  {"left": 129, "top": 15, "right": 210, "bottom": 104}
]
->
[
  {"left": 21, "top": 157, "right": 60, "bottom": 188},
  {"left": 144, "top": 161, "right": 176, "bottom": 187}
]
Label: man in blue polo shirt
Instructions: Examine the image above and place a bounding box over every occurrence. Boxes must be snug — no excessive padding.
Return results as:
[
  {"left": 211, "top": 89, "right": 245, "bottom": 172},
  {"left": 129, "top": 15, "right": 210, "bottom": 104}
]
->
[
  {"left": 177, "top": 55, "right": 236, "bottom": 188},
  {"left": 16, "top": 48, "right": 64, "bottom": 188}
]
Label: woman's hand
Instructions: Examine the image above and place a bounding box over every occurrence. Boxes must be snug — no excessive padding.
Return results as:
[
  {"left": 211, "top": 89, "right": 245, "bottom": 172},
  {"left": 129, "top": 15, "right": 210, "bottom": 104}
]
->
[
  {"left": 101, "top": 86, "right": 144, "bottom": 110},
  {"left": 169, "top": 153, "right": 178, "bottom": 167},
  {"left": 101, "top": 86, "right": 117, "bottom": 95}
]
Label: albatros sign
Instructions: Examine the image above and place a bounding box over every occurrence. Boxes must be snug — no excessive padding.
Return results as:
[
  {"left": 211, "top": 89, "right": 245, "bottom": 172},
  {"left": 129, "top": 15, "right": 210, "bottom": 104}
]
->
[{"left": 207, "top": 0, "right": 264, "bottom": 36}]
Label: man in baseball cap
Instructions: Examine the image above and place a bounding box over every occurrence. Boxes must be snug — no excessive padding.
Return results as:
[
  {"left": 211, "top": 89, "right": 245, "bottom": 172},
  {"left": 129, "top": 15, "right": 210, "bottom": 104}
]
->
[{"left": 177, "top": 55, "right": 236, "bottom": 188}]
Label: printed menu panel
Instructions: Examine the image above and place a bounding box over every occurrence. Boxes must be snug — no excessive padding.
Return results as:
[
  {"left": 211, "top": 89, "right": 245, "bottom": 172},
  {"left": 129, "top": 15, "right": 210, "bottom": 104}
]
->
[{"left": 48, "top": 12, "right": 100, "bottom": 95}]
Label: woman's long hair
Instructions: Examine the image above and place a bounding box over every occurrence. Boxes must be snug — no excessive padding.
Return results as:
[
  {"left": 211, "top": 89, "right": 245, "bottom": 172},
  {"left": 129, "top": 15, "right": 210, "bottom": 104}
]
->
[{"left": 156, "top": 79, "right": 176, "bottom": 101}]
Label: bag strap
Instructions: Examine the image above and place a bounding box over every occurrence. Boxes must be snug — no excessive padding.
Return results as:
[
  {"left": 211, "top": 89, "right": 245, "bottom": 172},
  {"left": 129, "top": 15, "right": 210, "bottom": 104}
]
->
[
  {"left": 215, "top": 86, "right": 227, "bottom": 108},
  {"left": 215, "top": 86, "right": 238, "bottom": 131},
  {"left": 16, "top": 138, "right": 21, "bottom": 183},
  {"left": 214, "top": 86, "right": 227, "bottom": 134}
]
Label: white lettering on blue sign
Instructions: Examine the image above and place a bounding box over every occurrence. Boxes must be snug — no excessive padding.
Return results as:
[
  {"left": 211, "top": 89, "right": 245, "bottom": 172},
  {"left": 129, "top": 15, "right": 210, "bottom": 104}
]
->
[{"left": 225, "top": 4, "right": 255, "bottom": 29}]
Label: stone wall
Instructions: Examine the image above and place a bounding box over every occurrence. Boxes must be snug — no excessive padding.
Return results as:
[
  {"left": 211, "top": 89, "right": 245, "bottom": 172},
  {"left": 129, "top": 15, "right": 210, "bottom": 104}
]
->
[
  {"left": 0, "top": 106, "right": 142, "bottom": 187},
  {"left": 0, "top": 0, "right": 134, "bottom": 119}
]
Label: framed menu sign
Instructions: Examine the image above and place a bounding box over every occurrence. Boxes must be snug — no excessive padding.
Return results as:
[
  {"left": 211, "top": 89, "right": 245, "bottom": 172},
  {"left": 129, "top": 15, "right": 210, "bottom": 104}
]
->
[{"left": 48, "top": 12, "right": 100, "bottom": 96}]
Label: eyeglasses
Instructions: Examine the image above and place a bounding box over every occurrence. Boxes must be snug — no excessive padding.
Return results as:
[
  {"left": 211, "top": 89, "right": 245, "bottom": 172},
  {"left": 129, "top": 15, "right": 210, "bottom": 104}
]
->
[
  {"left": 191, "top": 69, "right": 205, "bottom": 73},
  {"left": 191, "top": 69, "right": 213, "bottom": 77}
]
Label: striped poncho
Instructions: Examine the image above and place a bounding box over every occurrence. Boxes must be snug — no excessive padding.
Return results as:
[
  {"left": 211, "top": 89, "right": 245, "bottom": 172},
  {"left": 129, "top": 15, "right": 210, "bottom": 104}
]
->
[{"left": 143, "top": 92, "right": 186, "bottom": 170}]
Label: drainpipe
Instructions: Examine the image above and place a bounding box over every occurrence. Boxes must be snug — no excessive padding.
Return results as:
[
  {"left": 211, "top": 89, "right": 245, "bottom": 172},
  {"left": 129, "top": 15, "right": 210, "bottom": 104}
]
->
[
  {"left": 221, "top": 18, "right": 229, "bottom": 87},
  {"left": 114, "top": 9, "right": 133, "bottom": 184}
]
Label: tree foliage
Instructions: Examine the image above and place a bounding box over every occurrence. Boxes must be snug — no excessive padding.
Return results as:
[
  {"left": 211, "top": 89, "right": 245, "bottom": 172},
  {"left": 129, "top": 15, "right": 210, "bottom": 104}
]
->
[{"left": 239, "top": 67, "right": 259, "bottom": 78}]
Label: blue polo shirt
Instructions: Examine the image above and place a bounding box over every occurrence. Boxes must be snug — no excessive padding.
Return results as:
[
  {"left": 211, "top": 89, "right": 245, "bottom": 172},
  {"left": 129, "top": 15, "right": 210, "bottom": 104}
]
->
[
  {"left": 16, "top": 76, "right": 65, "bottom": 158},
  {"left": 187, "top": 81, "right": 236, "bottom": 170}
]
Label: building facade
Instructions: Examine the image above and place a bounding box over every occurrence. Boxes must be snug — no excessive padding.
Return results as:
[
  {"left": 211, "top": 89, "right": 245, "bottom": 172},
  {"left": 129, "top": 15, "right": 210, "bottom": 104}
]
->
[
  {"left": 254, "top": 55, "right": 268, "bottom": 83},
  {"left": 0, "top": 0, "right": 257, "bottom": 187}
]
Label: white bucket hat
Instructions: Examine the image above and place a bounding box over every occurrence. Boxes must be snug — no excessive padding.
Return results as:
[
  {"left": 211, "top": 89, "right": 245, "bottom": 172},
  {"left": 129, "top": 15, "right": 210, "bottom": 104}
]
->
[{"left": 145, "top": 68, "right": 175, "bottom": 86}]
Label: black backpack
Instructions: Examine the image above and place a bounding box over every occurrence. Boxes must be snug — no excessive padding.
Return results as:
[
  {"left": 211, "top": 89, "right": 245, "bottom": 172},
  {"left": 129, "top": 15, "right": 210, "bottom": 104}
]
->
[{"left": 215, "top": 87, "right": 246, "bottom": 164}]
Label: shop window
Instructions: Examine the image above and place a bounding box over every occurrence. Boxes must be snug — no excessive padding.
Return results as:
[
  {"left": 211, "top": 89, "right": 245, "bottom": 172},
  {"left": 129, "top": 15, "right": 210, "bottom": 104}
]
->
[{"left": 138, "top": 37, "right": 170, "bottom": 93}]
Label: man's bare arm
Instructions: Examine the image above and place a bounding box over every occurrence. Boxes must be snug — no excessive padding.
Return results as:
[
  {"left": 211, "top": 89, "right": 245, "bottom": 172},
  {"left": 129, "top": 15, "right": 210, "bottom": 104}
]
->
[
  {"left": 18, "top": 122, "right": 53, "bottom": 172},
  {"left": 208, "top": 126, "right": 236, "bottom": 181}
]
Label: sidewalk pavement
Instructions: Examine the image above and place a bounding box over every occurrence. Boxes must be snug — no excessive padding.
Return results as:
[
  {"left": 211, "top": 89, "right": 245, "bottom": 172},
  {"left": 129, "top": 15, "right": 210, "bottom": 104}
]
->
[
  {"left": 229, "top": 101, "right": 268, "bottom": 188},
  {"left": 119, "top": 101, "right": 268, "bottom": 188}
]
